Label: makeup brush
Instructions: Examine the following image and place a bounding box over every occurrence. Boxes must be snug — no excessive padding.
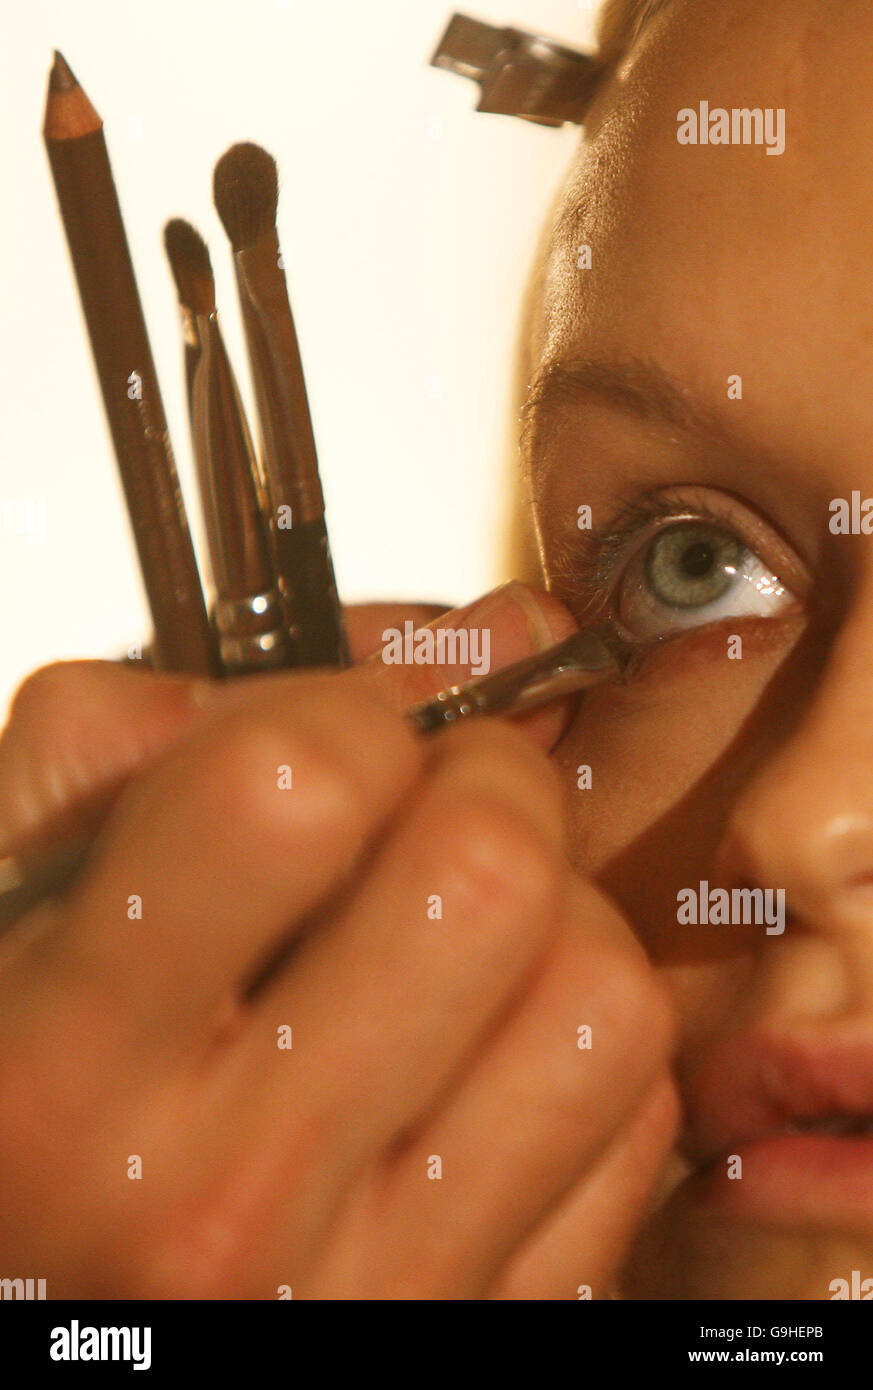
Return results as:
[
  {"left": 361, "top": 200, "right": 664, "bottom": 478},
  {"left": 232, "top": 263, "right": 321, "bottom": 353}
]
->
[
  {"left": 164, "top": 218, "right": 204, "bottom": 444},
  {"left": 163, "top": 219, "right": 292, "bottom": 674},
  {"left": 43, "top": 52, "right": 218, "bottom": 677},
  {"left": 408, "top": 625, "right": 635, "bottom": 732},
  {"left": 0, "top": 623, "right": 640, "bottom": 930},
  {"left": 212, "top": 143, "right": 350, "bottom": 670},
  {"left": 164, "top": 218, "right": 221, "bottom": 581}
]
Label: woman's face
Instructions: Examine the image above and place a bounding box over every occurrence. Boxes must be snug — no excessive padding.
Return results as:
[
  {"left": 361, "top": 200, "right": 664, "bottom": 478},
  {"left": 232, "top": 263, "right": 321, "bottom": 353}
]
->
[{"left": 526, "top": 0, "right": 873, "bottom": 1297}]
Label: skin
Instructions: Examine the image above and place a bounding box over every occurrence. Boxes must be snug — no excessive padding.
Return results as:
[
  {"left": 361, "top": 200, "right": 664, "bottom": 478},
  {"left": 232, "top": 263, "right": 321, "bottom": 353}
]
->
[
  {"left": 7, "top": 0, "right": 869, "bottom": 1301},
  {"left": 0, "top": 590, "right": 676, "bottom": 1299},
  {"left": 525, "top": 0, "right": 873, "bottom": 1296}
]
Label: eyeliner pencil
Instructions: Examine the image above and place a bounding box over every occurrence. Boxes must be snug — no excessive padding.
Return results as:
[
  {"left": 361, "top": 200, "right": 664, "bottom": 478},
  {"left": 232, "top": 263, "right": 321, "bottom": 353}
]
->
[
  {"left": 213, "top": 144, "right": 350, "bottom": 670},
  {"left": 43, "top": 52, "right": 218, "bottom": 676},
  {"left": 165, "top": 220, "right": 292, "bottom": 673}
]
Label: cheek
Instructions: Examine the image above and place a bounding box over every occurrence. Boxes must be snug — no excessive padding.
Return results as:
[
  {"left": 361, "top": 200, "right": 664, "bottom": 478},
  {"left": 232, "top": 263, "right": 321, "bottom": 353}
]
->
[{"left": 550, "top": 617, "right": 805, "bottom": 964}]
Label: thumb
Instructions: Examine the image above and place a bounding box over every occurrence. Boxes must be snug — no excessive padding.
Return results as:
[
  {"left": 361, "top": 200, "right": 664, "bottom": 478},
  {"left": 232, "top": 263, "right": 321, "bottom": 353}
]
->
[
  {"left": 203, "top": 582, "right": 581, "bottom": 748},
  {"left": 355, "top": 580, "right": 579, "bottom": 747}
]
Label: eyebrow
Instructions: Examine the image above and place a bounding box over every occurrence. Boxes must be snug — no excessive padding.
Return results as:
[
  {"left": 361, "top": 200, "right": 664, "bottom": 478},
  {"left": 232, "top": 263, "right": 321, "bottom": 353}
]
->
[{"left": 521, "top": 355, "right": 736, "bottom": 469}]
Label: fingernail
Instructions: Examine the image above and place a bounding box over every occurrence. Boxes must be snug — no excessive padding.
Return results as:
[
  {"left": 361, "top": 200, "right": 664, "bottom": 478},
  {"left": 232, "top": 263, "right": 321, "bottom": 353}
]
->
[{"left": 437, "top": 581, "right": 574, "bottom": 679}]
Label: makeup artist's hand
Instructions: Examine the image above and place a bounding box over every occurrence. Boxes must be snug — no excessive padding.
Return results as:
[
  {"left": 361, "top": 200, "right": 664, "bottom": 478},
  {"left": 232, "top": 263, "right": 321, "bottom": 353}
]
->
[{"left": 0, "top": 583, "right": 678, "bottom": 1299}]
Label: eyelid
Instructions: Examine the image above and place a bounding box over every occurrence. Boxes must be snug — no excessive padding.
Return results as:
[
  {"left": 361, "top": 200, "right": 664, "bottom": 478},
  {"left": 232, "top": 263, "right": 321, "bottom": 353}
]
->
[{"left": 589, "top": 486, "right": 812, "bottom": 604}]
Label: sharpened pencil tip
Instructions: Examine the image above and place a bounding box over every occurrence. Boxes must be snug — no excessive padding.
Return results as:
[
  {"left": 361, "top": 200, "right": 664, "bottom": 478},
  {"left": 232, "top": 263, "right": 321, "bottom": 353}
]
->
[
  {"left": 49, "top": 50, "right": 78, "bottom": 93},
  {"left": 44, "top": 48, "right": 101, "bottom": 139}
]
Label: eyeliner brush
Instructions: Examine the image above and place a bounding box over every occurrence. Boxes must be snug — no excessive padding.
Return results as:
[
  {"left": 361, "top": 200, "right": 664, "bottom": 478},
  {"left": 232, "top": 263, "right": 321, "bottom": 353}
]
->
[
  {"left": 212, "top": 143, "right": 350, "bottom": 670},
  {"left": 408, "top": 625, "right": 639, "bottom": 732},
  {"left": 164, "top": 219, "right": 292, "bottom": 674}
]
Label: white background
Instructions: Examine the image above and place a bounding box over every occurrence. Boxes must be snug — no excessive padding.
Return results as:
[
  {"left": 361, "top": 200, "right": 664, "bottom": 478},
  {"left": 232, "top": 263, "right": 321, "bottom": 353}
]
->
[{"left": 0, "top": 0, "right": 599, "bottom": 711}]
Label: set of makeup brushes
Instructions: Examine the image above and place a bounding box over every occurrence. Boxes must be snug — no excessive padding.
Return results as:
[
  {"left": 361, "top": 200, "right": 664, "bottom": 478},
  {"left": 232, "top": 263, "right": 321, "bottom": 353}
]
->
[
  {"left": 43, "top": 51, "right": 349, "bottom": 679},
  {"left": 3, "top": 45, "right": 639, "bottom": 933}
]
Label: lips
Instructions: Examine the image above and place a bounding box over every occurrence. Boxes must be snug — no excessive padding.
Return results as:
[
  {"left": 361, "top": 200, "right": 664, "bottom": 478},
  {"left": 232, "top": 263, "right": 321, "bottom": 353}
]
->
[
  {"left": 686, "top": 1031, "right": 873, "bottom": 1167},
  {"left": 683, "top": 1031, "right": 873, "bottom": 1222}
]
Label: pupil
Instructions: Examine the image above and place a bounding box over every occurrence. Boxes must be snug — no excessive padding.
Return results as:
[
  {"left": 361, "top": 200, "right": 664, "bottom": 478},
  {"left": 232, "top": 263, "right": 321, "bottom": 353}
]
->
[
  {"left": 680, "top": 542, "right": 715, "bottom": 578},
  {"left": 643, "top": 522, "right": 745, "bottom": 610}
]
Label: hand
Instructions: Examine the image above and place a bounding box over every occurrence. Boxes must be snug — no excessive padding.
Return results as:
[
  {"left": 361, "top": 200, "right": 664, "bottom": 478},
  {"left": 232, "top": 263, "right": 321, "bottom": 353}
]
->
[{"left": 0, "top": 584, "right": 678, "bottom": 1298}]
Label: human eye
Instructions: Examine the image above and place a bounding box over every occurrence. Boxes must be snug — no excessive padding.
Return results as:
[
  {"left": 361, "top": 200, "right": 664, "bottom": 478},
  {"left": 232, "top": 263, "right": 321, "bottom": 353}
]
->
[{"left": 573, "top": 488, "right": 809, "bottom": 640}]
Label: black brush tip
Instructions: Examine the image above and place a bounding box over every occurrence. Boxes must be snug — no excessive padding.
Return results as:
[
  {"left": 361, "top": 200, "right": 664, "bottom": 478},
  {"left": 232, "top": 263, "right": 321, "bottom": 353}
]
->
[
  {"left": 163, "top": 218, "right": 215, "bottom": 317},
  {"left": 213, "top": 142, "right": 279, "bottom": 252}
]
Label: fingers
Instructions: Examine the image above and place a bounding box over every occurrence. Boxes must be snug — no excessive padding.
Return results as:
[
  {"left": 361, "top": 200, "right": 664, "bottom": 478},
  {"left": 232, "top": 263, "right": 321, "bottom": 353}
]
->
[
  {"left": 355, "top": 581, "right": 579, "bottom": 749},
  {"left": 489, "top": 1075, "right": 680, "bottom": 1300},
  {"left": 0, "top": 585, "right": 577, "bottom": 885},
  {"left": 0, "top": 604, "right": 445, "bottom": 863},
  {"left": 3, "top": 579, "right": 579, "bottom": 1054},
  {"left": 357, "top": 882, "right": 677, "bottom": 1298},
  {"left": 345, "top": 603, "right": 448, "bottom": 661},
  {"left": 54, "top": 677, "right": 425, "bottom": 1052},
  {"left": 225, "top": 720, "right": 569, "bottom": 1254},
  {"left": 0, "top": 661, "right": 204, "bottom": 862},
  {"left": 207, "top": 583, "right": 579, "bottom": 744}
]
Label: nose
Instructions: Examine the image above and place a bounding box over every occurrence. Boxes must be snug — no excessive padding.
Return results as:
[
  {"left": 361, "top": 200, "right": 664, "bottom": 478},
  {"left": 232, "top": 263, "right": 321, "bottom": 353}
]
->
[{"left": 720, "top": 593, "right": 873, "bottom": 1001}]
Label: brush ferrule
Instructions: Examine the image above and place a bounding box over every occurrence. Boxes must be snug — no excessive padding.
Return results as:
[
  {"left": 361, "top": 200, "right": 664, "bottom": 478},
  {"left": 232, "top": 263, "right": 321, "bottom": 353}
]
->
[
  {"left": 407, "top": 627, "right": 624, "bottom": 733},
  {"left": 213, "top": 589, "right": 292, "bottom": 672}
]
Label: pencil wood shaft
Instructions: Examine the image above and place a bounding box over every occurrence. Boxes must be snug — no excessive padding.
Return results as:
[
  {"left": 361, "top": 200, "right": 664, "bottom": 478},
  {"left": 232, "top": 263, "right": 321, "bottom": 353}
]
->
[{"left": 43, "top": 55, "right": 218, "bottom": 676}]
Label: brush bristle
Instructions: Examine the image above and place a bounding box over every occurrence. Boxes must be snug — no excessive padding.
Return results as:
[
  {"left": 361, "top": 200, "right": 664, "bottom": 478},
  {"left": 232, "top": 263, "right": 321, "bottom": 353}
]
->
[
  {"left": 163, "top": 219, "right": 215, "bottom": 317},
  {"left": 213, "top": 143, "right": 278, "bottom": 252}
]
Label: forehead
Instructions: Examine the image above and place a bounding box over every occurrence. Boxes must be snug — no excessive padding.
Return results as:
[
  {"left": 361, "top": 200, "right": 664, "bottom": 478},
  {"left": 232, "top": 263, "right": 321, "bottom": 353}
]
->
[{"left": 535, "top": 0, "right": 873, "bottom": 454}]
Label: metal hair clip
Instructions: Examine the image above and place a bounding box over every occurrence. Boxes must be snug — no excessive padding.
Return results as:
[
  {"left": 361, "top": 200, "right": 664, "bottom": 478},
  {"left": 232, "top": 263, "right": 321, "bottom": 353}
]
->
[{"left": 429, "top": 12, "right": 600, "bottom": 127}]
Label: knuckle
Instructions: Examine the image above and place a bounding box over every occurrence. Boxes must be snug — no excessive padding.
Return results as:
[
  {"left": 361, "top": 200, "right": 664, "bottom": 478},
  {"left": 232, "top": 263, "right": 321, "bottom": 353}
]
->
[
  {"left": 6, "top": 661, "right": 91, "bottom": 731},
  {"left": 434, "top": 794, "right": 563, "bottom": 922},
  {"left": 560, "top": 877, "right": 677, "bottom": 1065},
  {"left": 135, "top": 1107, "right": 334, "bottom": 1300},
  {"left": 203, "top": 716, "right": 364, "bottom": 847},
  {"left": 202, "top": 677, "right": 423, "bottom": 840},
  {"left": 136, "top": 1216, "right": 246, "bottom": 1300},
  {"left": 587, "top": 938, "right": 676, "bottom": 1064},
  {"left": 434, "top": 722, "right": 565, "bottom": 840}
]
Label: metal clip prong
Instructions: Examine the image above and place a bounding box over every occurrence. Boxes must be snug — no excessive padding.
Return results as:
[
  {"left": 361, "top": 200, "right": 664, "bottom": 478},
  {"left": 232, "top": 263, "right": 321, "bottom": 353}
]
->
[{"left": 430, "top": 12, "right": 599, "bottom": 127}]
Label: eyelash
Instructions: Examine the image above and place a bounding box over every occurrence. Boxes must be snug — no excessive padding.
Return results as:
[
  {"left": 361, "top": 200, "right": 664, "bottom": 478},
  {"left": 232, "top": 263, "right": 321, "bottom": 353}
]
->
[{"left": 556, "top": 492, "right": 738, "bottom": 616}]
